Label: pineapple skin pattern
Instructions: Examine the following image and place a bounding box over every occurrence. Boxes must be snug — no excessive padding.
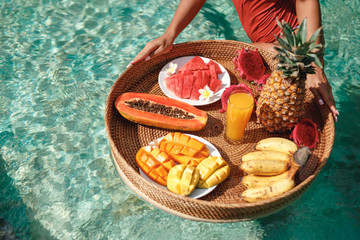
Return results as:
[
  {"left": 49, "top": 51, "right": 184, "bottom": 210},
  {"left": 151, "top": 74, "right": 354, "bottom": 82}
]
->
[
  {"left": 256, "top": 18, "right": 323, "bottom": 132},
  {"left": 256, "top": 71, "right": 306, "bottom": 132}
]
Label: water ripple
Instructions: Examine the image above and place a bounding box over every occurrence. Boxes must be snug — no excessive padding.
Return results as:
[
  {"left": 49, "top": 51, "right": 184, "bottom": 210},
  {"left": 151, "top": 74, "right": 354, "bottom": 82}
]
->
[{"left": 0, "top": 0, "right": 359, "bottom": 239}]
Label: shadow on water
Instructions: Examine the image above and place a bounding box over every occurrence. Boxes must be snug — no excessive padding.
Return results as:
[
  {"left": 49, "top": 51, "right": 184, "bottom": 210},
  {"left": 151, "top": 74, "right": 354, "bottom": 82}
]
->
[
  {"left": 201, "top": 2, "right": 240, "bottom": 41},
  {"left": 0, "top": 131, "right": 55, "bottom": 240},
  {"left": 0, "top": 151, "right": 26, "bottom": 240},
  {"left": 254, "top": 86, "right": 360, "bottom": 238}
]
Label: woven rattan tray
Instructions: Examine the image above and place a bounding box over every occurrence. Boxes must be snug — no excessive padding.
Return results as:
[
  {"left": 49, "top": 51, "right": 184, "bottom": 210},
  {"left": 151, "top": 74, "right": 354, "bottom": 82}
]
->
[{"left": 105, "top": 40, "right": 335, "bottom": 222}]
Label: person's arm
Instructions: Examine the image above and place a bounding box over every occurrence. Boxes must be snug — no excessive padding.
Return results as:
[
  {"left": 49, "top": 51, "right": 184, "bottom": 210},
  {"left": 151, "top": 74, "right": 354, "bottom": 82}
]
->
[
  {"left": 253, "top": 0, "right": 339, "bottom": 121},
  {"left": 296, "top": 0, "right": 339, "bottom": 120},
  {"left": 130, "top": 0, "right": 207, "bottom": 65}
]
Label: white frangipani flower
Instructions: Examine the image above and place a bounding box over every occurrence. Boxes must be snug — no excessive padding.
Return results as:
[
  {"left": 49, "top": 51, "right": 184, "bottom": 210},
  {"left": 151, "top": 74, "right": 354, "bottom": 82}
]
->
[
  {"left": 198, "top": 85, "right": 214, "bottom": 102},
  {"left": 167, "top": 62, "right": 177, "bottom": 75}
]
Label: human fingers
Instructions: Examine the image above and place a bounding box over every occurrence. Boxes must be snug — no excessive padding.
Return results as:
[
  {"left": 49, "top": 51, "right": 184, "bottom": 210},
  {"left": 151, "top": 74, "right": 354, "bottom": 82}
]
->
[
  {"left": 129, "top": 42, "right": 159, "bottom": 66},
  {"left": 306, "top": 68, "right": 339, "bottom": 121},
  {"left": 128, "top": 38, "right": 173, "bottom": 68},
  {"left": 310, "top": 83, "right": 339, "bottom": 121},
  {"left": 316, "top": 84, "right": 339, "bottom": 121},
  {"left": 151, "top": 44, "right": 172, "bottom": 57},
  {"left": 309, "top": 87, "right": 324, "bottom": 106}
]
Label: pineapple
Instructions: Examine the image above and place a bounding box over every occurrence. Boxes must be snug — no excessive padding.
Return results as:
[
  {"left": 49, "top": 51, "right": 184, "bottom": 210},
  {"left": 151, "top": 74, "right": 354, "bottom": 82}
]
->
[{"left": 256, "top": 18, "right": 324, "bottom": 132}]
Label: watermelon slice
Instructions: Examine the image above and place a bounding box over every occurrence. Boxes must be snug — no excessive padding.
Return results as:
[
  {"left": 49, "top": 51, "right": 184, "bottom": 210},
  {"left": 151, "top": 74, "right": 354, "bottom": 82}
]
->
[
  {"left": 209, "top": 77, "right": 222, "bottom": 93},
  {"left": 209, "top": 65, "right": 219, "bottom": 80},
  {"left": 165, "top": 56, "right": 224, "bottom": 100},
  {"left": 175, "top": 74, "right": 184, "bottom": 98},
  {"left": 193, "top": 70, "right": 210, "bottom": 89},
  {"left": 182, "top": 75, "right": 195, "bottom": 99},
  {"left": 164, "top": 75, "right": 176, "bottom": 94},
  {"left": 179, "top": 56, "right": 209, "bottom": 72},
  {"left": 207, "top": 60, "right": 222, "bottom": 74},
  {"left": 201, "top": 70, "right": 211, "bottom": 88},
  {"left": 190, "top": 74, "right": 203, "bottom": 100}
]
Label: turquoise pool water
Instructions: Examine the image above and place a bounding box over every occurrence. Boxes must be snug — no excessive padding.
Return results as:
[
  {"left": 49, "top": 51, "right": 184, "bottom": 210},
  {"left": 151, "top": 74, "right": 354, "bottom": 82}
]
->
[{"left": 1, "top": 0, "right": 359, "bottom": 239}]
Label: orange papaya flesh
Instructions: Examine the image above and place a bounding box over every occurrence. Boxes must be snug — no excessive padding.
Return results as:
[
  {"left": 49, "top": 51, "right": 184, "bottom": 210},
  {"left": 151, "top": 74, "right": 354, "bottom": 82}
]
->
[
  {"left": 159, "top": 132, "right": 209, "bottom": 166},
  {"left": 115, "top": 92, "right": 207, "bottom": 131},
  {"left": 136, "top": 146, "right": 176, "bottom": 186}
]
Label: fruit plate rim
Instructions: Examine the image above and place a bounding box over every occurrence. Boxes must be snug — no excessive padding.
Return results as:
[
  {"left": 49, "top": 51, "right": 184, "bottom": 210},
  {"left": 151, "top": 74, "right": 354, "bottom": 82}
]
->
[
  {"left": 139, "top": 133, "right": 219, "bottom": 199},
  {"left": 158, "top": 56, "right": 231, "bottom": 106}
]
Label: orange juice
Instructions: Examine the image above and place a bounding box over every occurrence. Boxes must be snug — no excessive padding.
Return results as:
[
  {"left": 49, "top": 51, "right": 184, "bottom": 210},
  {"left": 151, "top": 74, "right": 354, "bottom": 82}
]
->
[{"left": 226, "top": 92, "right": 254, "bottom": 141}]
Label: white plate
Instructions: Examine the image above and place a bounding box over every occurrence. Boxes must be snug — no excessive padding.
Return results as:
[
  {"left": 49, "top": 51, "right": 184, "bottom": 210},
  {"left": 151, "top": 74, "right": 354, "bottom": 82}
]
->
[
  {"left": 158, "top": 56, "right": 230, "bottom": 106},
  {"left": 139, "top": 134, "right": 220, "bottom": 199}
]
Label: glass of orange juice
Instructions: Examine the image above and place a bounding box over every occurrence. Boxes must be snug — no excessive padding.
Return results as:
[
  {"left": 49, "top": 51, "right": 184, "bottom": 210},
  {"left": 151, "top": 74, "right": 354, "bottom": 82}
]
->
[{"left": 225, "top": 90, "right": 254, "bottom": 142}]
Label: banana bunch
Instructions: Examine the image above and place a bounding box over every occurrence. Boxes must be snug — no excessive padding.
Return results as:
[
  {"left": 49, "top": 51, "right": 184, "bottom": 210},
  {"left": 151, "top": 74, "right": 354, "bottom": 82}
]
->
[
  {"left": 255, "top": 137, "right": 298, "bottom": 155},
  {"left": 240, "top": 137, "right": 311, "bottom": 203},
  {"left": 240, "top": 150, "right": 292, "bottom": 176}
]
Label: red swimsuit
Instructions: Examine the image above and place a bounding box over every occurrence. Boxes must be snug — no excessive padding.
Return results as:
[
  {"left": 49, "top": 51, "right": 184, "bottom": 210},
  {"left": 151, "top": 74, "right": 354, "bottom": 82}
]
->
[{"left": 232, "top": 0, "right": 298, "bottom": 43}]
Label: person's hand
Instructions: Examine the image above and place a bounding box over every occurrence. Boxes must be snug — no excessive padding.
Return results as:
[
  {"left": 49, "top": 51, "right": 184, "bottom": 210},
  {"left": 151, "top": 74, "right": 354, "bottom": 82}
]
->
[
  {"left": 306, "top": 66, "right": 339, "bottom": 121},
  {"left": 128, "top": 34, "right": 175, "bottom": 67},
  {"left": 127, "top": 0, "right": 206, "bottom": 67}
]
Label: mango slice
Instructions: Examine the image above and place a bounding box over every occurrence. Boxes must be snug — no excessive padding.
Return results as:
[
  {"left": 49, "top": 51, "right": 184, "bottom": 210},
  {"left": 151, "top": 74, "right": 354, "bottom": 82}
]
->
[
  {"left": 159, "top": 132, "right": 209, "bottom": 166},
  {"left": 136, "top": 146, "right": 176, "bottom": 186},
  {"left": 167, "top": 164, "right": 200, "bottom": 196},
  {"left": 196, "top": 156, "right": 230, "bottom": 188}
]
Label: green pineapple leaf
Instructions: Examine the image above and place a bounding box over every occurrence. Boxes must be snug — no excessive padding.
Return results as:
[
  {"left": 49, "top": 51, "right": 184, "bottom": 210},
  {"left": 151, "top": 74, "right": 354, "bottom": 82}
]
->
[
  {"left": 312, "top": 43, "right": 324, "bottom": 52},
  {"left": 297, "top": 18, "right": 308, "bottom": 45},
  {"left": 284, "top": 23, "right": 296, "bottom": 46},
  {"left": 275, "top": 36, "right": 292, "bottom": 51},
  {"left": 308, "top": 53, "right": 323, "bottom": 68},
  {"left": 309, "top": 27, "right": 323, "bottom": 45},
  {"left": 276, "top": 18, "right": 296, "bottom": 47},
  {"left": 275, "top": 18, "right": 325, "bottom": 76}
]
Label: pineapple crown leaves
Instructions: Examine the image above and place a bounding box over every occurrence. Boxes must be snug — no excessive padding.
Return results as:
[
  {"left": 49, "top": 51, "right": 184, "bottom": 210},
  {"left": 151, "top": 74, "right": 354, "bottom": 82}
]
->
[{"left": 274, "top": 18, "right": 324, "bottom": 79}]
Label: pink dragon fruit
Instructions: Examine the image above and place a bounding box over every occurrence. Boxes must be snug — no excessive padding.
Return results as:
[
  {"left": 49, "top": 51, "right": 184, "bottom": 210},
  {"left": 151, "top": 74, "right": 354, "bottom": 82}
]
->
[
  {"left": 219, "top": 83, "right": 255, "bottom": 113},
  {"left": 290, "top": 118, "right": 319, "bottom": 150},
  {"left": 233, "top": 48, "right": 270, "bottom": 85}
]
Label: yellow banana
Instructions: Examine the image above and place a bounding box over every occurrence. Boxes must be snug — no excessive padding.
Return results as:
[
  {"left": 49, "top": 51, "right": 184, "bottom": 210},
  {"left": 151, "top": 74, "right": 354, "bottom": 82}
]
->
[
  {"left": 240, "top": 160, "right": 290, "bottom": 176},
  {"left": 241, "top": 167, "right": 297, "bottom": 202},
  {"left": 255, "top": 137, "right": 298, "bottom": 155},
  {"left": 240, "top": 147, "right": 312, "bottom": 203},
  {"left": 241, "top": 150, "right": 292, "bottom": 163},
  {"left": 241, "top": 171, "right": 290, "bottom": 188}
]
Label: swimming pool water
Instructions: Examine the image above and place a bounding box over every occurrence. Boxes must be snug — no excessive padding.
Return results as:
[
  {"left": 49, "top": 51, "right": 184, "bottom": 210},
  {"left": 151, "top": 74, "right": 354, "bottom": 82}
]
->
[{"left": 0, "top": 0, "right": 359, "bottom": 239}]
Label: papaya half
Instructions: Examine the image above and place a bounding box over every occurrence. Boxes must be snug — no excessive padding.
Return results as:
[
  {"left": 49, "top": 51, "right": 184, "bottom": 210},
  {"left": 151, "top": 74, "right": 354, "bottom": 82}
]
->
[{"left": 115, "top": 92, "right": 208, "bottom": 131}]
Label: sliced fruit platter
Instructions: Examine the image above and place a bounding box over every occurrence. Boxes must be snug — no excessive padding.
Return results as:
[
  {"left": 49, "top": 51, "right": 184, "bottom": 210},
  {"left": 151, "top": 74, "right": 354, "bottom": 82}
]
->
[
  {"left": 113, "top": 27, "right": 325, "bottom": 202},
  {"left": 114, "top": 90, "right": 318, "bottom": 202},
  {"left": 136, "top": 132, "right": 230, "bottom": 199},
  {"left": 106, "top": 33, "right": 334, "bottom": 221},
  {"left": 158, "top": 56, "right": 230, "bottom": 106}
]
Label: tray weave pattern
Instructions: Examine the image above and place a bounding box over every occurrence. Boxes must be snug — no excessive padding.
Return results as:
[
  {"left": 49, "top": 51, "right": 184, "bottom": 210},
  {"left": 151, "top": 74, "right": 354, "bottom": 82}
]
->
[{"left": 105, "top": 40, "right": 335, "bottom": 222}]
